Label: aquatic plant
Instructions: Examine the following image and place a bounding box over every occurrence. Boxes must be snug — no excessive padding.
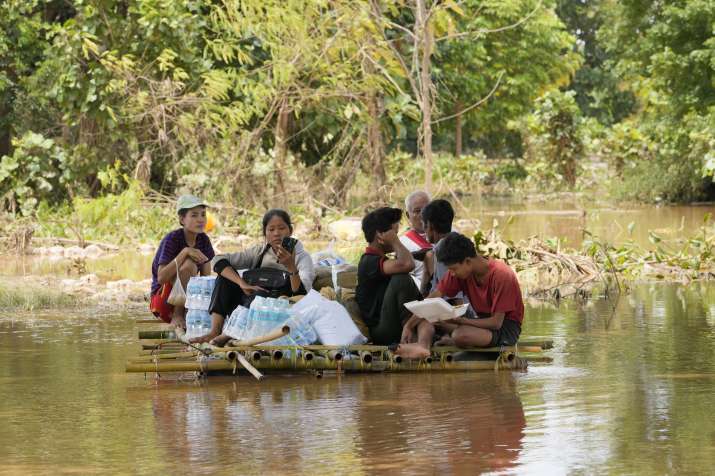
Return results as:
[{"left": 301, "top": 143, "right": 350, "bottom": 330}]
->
[{"left": 0, "top": 281, "right": 77, "bottom": 311}]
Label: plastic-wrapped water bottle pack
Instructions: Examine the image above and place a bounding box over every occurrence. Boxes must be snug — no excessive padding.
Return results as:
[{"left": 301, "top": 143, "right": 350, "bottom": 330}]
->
[
  {"left": 185, "top": 276, "right": 216, "bottom": 311},
  {"left": 222, "top": 296, "right": 318, "bottom": 348},
  {"left": 184, "top": 276, "right": 216, "bottom": 340}
]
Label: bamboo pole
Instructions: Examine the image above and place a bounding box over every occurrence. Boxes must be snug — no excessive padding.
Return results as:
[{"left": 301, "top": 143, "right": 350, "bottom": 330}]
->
[
  {"left": 141, "top": 343, "right": 185, "bottom": 351},
  {"left": 126, "top": 357, "right": 523, "bottom": 373},
  {"left": 387, "top": 352, "right": 403, "bottom": 364},
  {"left": 302, "top": 350, "right": 314, "bottom": 362},
  {"left": 271, "top": 349, "right": 284, "bottom": 361},
  {"left": 138, "top": 330, "right": 177, "bottom": 340},
  {"left": 359, "top": 351, "right": 373, "bottom": 364},
  {"left": 139, "top": 348, "right": 188, "bottom": 355},
  {"left": 226, "top": 351, "right": 264, "bottom": 380},
  {"left": 226, "top": 325, "right": 290, "bottom": 347},
  {"left": 129, "top": 351, "right": 198, "bottom": 362}
]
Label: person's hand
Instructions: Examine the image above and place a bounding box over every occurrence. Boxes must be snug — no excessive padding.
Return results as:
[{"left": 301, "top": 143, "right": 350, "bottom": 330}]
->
[
  {"left": 377, "top": 228, "right": 399, "bottom": 246},
  {"left": 185, "top": 248, "right": 209, "bottom": 264},
  {"left": 275, "top": 245, "right": 297, "bottom": 271},
  {"left": 239, "top": 282, "right": 267, "bottom": 295},
  {"left": 400, "top": 324, "right": 414, "bottom": 344},
  {"left": 443, "top": 317, "right": 465, "bottom": 325}
]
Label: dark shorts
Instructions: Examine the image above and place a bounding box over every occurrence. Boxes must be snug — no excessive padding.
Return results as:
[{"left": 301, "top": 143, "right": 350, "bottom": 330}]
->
[{"left": 489, "top": 318, "right": 521, "bottom": 347}]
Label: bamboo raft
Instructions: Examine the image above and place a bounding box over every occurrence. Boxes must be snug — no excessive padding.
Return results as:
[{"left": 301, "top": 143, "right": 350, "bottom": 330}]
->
[{"left": 127, "top": 320, "right": 553, "bottom": 380}]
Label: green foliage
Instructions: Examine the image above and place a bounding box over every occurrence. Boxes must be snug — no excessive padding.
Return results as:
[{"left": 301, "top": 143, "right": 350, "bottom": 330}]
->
[
  {"left": 583, "top": 216, "right": 715, "bottom": 281},
  {"left": 434, "top": 0, "right": 581, "bottom": 156},
  {"left": 513, "top": 90, "right": 584, "bottom": 188},
  {"left": 595, "top": 0, "right": 715, "bottom": 202},
  {"left": 0, "top": 281, "right": 76, "bottom": 310},
  {"left": 35, "top": 182, "right": 176, "bottom": 245},
  {"left": 555, "top": 0, "right": 635, "bottom": 124},
  {"left": 0, "top": 132, "right": 69, "bottom": 215}
]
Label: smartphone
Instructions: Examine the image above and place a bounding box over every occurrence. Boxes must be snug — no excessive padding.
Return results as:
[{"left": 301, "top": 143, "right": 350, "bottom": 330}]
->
[{"left": 281, "top": 236, "right": 297, "bottom": 253}]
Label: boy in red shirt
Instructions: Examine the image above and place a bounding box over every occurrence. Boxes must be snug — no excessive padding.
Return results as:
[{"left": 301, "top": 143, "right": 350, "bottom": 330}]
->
[{"left": 428, "top": 232, "right": 523, "bottom": 347}]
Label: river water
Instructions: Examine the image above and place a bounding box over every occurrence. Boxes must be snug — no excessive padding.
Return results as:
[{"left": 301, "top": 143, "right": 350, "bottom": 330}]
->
[{"left": 1, "top": 202, "right": 714, "bottom": 474}]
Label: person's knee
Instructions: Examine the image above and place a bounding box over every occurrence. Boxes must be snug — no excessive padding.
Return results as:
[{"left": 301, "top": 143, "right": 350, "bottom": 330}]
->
[
  {"left": 390, "top": 273, "right": 413, "bottom": 285},
  {"left": 452, "top": 327, "right": 473, "bottom": 347},
  {"left": 180, "top": 259, "right": 198, "bottom": 274}
]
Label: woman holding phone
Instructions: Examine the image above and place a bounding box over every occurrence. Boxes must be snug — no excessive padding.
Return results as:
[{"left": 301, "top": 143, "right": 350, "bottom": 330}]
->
[{"left": 190, "top": 209, "right": 315, "bottom": 344}]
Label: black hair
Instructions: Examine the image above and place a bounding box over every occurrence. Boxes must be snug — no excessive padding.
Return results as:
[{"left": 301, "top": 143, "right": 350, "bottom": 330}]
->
[
  {"left": 421, "top": 199, "right": 454, "bottom": 234},
  {"left": 262, "top": 209, "right": 293, "bottom": 235},
  {"left": 362, "top": 207, "right": 402, "bottom": 243},
  {"left": 435, "top": 232, "right": 476, "bottom": 265}
]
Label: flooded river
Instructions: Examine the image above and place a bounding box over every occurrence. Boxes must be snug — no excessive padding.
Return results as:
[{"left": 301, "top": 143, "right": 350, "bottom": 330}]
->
[
  {"left": 1, "top": 201, "right": 714, "bottom": 474},
  {"left": 1, "top": 282, "right": 714, "bottom": 474}
]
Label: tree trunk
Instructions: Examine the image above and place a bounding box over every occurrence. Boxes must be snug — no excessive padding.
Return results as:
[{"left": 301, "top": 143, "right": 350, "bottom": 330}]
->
[
  {"left": 274, "top": 99, "right": 290, "bottom": 206},
  {"left": 0, "top": 127, "right": 10, "bottom": 159},
  {"left": 454, "top": 101, "right": 463, "bottom": 158},
  {"left": 416, "top": 0, "right": 434, "bottom": 193},
  {"left": 367, "top": 93, "right": 386, "bottom": 188},
  {"left": 0, "top": 102, "right": 11, "bottom": 158}
]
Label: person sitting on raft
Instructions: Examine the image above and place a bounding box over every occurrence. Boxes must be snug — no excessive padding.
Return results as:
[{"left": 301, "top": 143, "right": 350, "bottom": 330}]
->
[
  {"left": 419, "top": 198, "right": 457, "bottom": 296},
  {"left": 399, "top": 190, "right": 432, "bottom": 289},
  {"left": 197, "top": 209, "right": 316, "bottom": 345},
  {"left": 427, "top": 232, "right": 524, "bottom": 348},
  {"left": 356, "top": 207, "right": 434, "bottom": 359},
  {"left": 150, "top": 195, "right": 215, "bottom": 329}
]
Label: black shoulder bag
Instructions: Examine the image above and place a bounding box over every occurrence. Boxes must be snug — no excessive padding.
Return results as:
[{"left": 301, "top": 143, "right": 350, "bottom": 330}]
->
[{"left": 242, "top": 246, "right": 292, "bottom": 298}]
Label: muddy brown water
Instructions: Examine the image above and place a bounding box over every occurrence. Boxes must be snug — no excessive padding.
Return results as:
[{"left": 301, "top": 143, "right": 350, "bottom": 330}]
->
[
  {"left": 1, "top": 201, "right": 714, "bottom": 474},
  {"left": 1, "top": 283, "right": 714, "bottom": 474}
]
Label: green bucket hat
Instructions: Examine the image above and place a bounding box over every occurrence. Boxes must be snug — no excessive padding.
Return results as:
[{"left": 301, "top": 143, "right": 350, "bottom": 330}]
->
[{"left": 176, "top": 194, "right": 207, "bottom": 213}]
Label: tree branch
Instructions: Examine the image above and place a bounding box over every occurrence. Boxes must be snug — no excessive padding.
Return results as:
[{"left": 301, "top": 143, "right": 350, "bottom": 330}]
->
[
  {"left": 431, "top": 71, "right": 504, "bottom": 124},
  {"left": 435, "top": 1, "right": 542, "bottom": 42}
]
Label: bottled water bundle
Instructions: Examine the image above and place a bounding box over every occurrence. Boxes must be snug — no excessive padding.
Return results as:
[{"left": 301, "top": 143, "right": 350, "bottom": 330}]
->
[
  {"left": 185, "top": 276, "right": 216, "bottom": 311},
  {"left": 185, "top": 309, "right": 212, "bottom": 341},
  {"left": 223, "top": 305, "right": 250, "bottom": 341},
  {"left": 222, "top": 297, "right": 319, "bottom": 350}
]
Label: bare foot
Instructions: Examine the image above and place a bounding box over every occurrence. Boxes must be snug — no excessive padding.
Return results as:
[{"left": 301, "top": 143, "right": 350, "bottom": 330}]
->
[
  {"left": 434, "top": 336, "right": 454, "bottom": 347},
  {"left": 169, "top": 317, "right": 186, "bottom": 331},
  {"left": 395, "top": 343, "right": 431, "bottom": 360},
  {"left": 210, "top": 334, "right": 233, "bottom": 347},
  {"left": 189, "top": 330, "right": 220, "bottom": 344}
]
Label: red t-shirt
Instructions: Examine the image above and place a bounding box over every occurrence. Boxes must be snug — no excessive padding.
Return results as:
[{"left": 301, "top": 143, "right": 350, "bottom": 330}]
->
[{"left": 437, "top": 258, "right": 524, "bottom": 325}]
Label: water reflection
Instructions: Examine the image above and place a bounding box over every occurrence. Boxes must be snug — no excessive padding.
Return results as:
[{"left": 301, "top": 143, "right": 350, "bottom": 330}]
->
[
  {"left": 1, "top": 282, "right": 714, "bottom": 474},
  {"left": 140, "top": 372, "right": 526, "bottom": 474}
]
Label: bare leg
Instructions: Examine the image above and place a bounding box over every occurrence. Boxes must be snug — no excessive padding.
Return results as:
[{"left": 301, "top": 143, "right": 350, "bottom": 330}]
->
[
  {"left": 170, "top": 259, "right": 199, "bottom": 330},
  {"left": 433, "top": 321, "right": 459, "bottom": 346},
  {"left": 452, "top": 325, "right": 493, "bottom": 348},
  {"left": 416, "top": 319, "right": 434, "bottom": 351},
  {"left": 395, "top": 319, "right": 434, "bottom": 359}
]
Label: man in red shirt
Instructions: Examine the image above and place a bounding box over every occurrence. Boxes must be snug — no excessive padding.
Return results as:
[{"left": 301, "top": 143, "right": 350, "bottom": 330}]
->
[{"left": 428, "top": 232, "right": 523, "bottom": 347}]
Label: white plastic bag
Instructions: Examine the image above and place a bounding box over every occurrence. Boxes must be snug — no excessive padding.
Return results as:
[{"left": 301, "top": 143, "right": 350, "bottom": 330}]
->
[
  {"left": 311, "top": 242, "right": 347, "bottom": 267},
  {"left": 292, "top": 290, "right": 366, "bottom": 345},
  {"left": 167, "top": 259, "right": 187, "bottom": 307}
]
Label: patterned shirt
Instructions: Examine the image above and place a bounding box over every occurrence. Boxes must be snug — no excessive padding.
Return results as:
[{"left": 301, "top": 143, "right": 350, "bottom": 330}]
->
[{"left": 150, "top": 228, "right": 215, "bottom": 295}]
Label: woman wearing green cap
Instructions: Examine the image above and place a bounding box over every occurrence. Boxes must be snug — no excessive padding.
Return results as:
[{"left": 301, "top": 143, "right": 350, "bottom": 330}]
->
[{"left": 150, "top": 195, "right": 215, "bottom": 328}]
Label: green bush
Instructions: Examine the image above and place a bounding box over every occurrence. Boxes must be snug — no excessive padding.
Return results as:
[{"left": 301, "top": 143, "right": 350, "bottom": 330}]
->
[
  {"left": 0, "top": 132, "right": 70, "bottom": 215},
  {"left": 35, "top": 182, "right": 176, "bottom": 244}
]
